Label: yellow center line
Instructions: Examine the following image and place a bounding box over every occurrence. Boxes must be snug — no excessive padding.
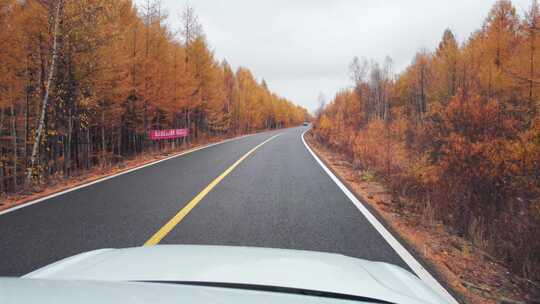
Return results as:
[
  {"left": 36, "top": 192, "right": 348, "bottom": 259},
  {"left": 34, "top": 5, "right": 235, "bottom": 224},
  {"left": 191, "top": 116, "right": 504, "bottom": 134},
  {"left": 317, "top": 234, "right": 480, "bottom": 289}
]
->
[{"left": 144, "top": 133, "right": 281, "bottom": 246}]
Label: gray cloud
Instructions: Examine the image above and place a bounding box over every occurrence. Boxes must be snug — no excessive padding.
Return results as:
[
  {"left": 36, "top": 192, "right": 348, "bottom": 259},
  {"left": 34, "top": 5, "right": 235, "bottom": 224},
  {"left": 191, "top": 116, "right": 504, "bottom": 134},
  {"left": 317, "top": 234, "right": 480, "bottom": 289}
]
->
[{"left": 137, "top": 0, "right": 532, "bottom": 112}]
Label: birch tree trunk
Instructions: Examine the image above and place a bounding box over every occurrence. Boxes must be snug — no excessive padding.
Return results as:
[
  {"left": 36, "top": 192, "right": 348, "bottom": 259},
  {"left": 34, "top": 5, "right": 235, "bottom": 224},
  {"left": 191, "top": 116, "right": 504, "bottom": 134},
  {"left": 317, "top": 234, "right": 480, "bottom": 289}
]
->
[{"left": 27, "top": 0, "right": 63, "bottom": 182}]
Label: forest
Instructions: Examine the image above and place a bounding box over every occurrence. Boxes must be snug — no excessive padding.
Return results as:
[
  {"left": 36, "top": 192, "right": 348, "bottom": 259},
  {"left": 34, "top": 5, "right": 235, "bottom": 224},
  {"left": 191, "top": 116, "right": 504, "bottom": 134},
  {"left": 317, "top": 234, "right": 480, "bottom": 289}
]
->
[
  {"left": 0, "top": 0, "right": 309, "bottom": 194},
  {"left": 312, "top": 0, "right": 540, "bottom": 281}
]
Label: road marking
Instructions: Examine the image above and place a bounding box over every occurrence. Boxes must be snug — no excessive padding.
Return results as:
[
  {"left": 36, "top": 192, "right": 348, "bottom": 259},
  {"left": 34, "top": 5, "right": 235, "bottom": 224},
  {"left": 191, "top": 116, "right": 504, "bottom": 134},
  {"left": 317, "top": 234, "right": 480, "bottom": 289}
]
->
[
  {"left": 144, "top": 133, "right": 281, "bottom": 246},
  {"left": 301, "top": 129, "right": 459, "bottom": 304},
  {"left": 0, "top": 132, "right": 270, "bottom": 217}
]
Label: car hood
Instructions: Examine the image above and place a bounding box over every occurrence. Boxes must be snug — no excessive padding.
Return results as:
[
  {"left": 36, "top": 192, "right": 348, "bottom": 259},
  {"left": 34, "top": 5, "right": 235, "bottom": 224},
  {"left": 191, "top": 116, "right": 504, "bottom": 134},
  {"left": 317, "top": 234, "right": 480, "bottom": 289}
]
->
[{"left": 17, "top": 245, "right": 448, "bottom": 304}]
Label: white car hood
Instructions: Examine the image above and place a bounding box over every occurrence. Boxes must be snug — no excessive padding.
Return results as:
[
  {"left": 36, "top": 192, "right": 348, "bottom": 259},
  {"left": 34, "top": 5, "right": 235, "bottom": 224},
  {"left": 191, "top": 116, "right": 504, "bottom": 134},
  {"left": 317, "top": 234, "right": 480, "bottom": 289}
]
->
[{"left": 20, "top": 245, "right": 448, "bottom": 304}]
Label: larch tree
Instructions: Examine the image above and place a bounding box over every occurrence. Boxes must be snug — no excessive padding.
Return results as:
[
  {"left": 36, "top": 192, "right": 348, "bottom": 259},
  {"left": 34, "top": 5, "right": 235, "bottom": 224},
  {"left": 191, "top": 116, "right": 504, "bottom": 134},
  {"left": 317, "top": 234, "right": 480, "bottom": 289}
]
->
[
  {"left": 1, "top": 0, "right": 308, "bottom": 195},
  {"left": 312, "top": 0, "right": 540, "bottom": 281}
]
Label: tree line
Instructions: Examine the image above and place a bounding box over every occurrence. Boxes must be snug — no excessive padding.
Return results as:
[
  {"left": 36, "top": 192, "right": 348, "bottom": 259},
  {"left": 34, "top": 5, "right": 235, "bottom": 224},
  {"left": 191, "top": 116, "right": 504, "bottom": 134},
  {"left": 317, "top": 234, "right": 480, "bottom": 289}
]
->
[
  {"left": 313, "top": 0, "right": 540, "bottom": 280},
  {"left": 0, "top": 0, "right": 309, "bottom": 194}
]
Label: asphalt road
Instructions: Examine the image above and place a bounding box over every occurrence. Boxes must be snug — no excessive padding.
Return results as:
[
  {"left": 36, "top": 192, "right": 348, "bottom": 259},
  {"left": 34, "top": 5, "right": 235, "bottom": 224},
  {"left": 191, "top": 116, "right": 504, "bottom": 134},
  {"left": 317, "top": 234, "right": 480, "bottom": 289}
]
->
[{"left": 0, "top": 126, "right": 408, "bottom": 276}]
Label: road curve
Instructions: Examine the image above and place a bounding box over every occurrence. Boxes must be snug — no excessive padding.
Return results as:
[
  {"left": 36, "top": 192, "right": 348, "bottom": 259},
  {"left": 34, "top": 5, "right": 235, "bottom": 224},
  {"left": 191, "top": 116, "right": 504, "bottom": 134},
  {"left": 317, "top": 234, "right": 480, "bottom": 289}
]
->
[{"left": 0, "top": 127, "right": 407, "bottom": 276}]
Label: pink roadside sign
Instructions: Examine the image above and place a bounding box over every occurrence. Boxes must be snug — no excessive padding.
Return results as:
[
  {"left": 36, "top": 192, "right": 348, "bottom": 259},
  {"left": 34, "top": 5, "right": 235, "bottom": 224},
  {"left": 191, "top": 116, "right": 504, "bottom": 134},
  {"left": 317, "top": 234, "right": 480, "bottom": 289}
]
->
[{"left": 149, "top": 128, "right": 189, "bottom": 140}]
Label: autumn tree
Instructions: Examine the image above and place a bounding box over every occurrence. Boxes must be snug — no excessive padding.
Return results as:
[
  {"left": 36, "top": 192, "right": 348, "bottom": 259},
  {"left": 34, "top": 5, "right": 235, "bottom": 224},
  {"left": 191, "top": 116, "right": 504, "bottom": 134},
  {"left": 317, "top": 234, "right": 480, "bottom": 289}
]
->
[
  {"left": 1, "top": 1, "right": 307, "bottom": 194},
  {"left": 313, "top": 0, "right": 540, "bottom": 281}
]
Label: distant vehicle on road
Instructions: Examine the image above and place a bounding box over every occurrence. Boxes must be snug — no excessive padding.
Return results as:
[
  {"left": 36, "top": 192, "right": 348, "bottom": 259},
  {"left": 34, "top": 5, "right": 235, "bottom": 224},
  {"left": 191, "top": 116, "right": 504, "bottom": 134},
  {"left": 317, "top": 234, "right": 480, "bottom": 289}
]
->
[
  {"left": 303, "top": 122, "right": 309, "bottom": 126},
  {"left": 1, "top": 245, "right": 451, "bottom": 304}
]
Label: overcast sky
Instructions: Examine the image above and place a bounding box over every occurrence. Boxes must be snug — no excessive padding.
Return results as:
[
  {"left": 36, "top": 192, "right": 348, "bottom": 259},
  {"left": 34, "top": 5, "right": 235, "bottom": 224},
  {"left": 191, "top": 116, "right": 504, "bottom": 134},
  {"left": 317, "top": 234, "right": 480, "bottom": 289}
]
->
[{"left": 135, "top": 0, "right": 532, "bottom": 112}]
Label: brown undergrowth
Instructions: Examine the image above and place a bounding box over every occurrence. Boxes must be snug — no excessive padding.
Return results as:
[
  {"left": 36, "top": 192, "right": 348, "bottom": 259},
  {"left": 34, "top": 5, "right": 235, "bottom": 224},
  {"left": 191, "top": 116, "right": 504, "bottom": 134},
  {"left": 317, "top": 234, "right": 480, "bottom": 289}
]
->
[{"left": 306, "top": 132, "right": 538, "bottom": 304}]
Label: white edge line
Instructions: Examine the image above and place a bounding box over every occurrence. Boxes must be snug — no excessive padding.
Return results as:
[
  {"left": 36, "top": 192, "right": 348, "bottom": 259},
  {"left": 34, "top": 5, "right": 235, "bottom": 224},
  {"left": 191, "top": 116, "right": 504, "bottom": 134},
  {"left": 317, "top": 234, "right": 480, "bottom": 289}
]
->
[
  {"left": 301, "top": 129, "right": 459, "bottom": 304},
  {"left": 0, "top": 132, "right": 263, "bottom": 217}
]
